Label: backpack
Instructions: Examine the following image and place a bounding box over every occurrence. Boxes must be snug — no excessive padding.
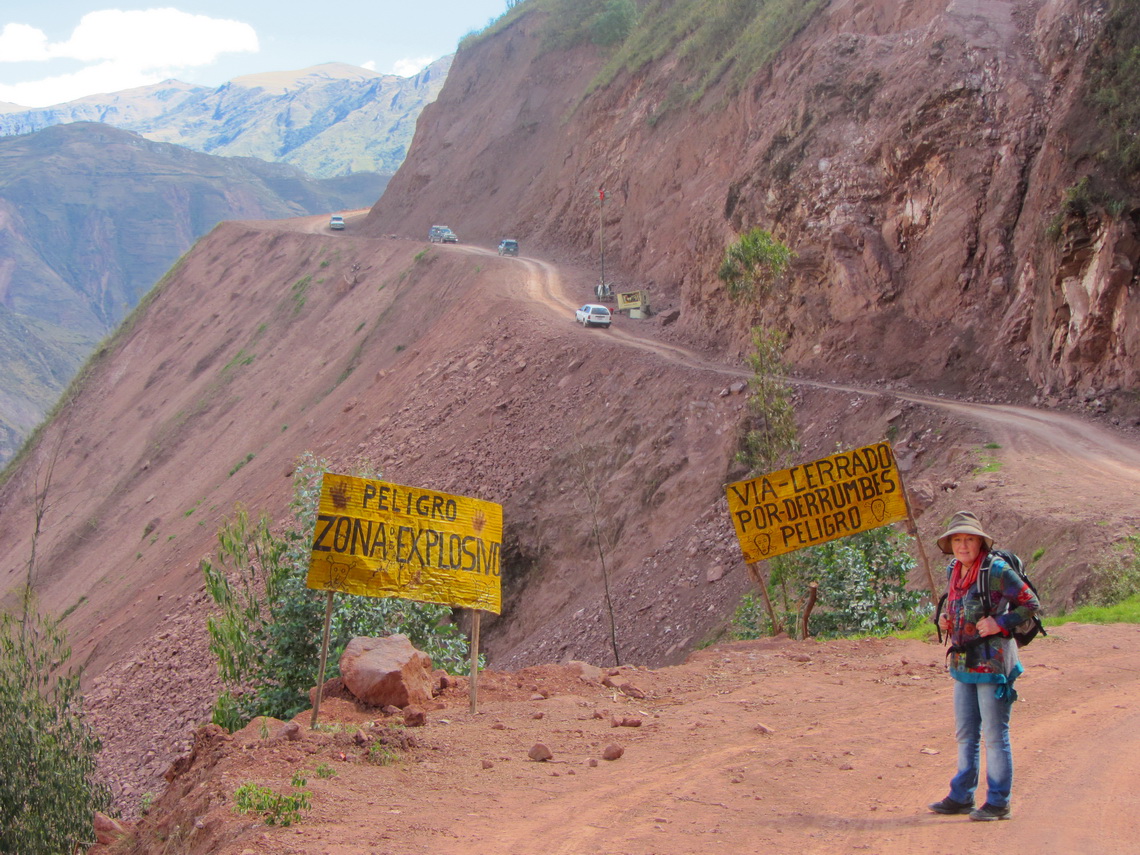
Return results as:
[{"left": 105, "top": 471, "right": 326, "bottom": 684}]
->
[{"left": 935, "top": 548, "right": 1046, "bottom": 648}]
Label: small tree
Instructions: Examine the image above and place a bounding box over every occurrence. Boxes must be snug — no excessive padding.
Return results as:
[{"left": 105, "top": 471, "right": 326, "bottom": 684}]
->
[
  {"left": 0, "top": 605, "right": 112, "bottom": 854},
  {"left": 718, "top": 227, "right": 793, "bottom": 301},
  {"left": 738, "top": 326, "right": 799, "bottom": 476}
]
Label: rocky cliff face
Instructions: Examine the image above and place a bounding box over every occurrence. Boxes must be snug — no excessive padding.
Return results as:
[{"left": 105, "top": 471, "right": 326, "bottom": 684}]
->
[
  {"left": 370, "top": 0, "right": 1137, "bottom": 417},
  {"left": 0, "top": 60, "right": 452, "bottom": 179}
]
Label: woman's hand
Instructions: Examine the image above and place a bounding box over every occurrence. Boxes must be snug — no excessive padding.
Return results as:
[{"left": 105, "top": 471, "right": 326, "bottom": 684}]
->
[
  {"left": 939, "top": 616, "right": 951, "bottom": 633},
  {"left": 976, "top": 616, "right": 1001, "bottom": 637}
]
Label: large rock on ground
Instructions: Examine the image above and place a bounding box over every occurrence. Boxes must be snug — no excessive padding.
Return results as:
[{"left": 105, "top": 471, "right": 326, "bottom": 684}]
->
[{"left": 339, "top": 635, "right": 434, "bottom": 708}]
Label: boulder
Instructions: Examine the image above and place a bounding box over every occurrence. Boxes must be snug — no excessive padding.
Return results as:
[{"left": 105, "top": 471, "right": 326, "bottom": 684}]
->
[
  {"left": 339, "top": 635, "right": 434, "bottom": 708},
  {"left": 93, "top": 812, "right": 129, "bottom": 845}
]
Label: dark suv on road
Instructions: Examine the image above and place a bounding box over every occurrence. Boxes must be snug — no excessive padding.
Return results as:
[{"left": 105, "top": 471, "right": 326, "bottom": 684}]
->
[{"left": 498, "top": 239, "right": 519, "bottom": 256}]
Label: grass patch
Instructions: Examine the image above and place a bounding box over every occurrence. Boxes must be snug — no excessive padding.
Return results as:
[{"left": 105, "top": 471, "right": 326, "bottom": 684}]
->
[
  {"left": 221, "top": 349, "right": 255, "bottom": 377},
  {"left": 588, "top": 0, "right": 828, "bottom": 107},
  {"left": 1049, "top": 594, "right": 1140, "bottom": 626},
  {"left": 60, "top": 596, "right": 87, "bottom": 620},
  {"left": 291, "top": 275, "right": 312, "bottom": 314},
  {"left": 228, "top": 453, "right": 255, "bottom": 477},
  {"left": 232, "top": 777, "right": 311, "bottom": 827},
  {"left": 1077, "top": 534, "right": 1140, "bottom": 607},
  {"left": 972, "top": 444, "right": 1002, "bottom": 473}
]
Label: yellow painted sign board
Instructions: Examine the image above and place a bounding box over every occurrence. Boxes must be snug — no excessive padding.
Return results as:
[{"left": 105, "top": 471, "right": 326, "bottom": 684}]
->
[
  {"left": 305, "top": 473, "right": 503, "bottom": 613},
  {"left": 616, "top": 290, "right": 643, "bottom": 310},
  {"left": 725, "top": 441, "right": 907, "bottom": 563}
]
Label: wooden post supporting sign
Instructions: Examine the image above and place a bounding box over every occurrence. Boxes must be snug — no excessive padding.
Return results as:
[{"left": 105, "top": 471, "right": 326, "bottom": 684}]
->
[
  {"left": 310, "top": 590, "right": 335, "bottom": 729},
  {"left": 469, "top": 609, "right": 482, "bottom": 714}
]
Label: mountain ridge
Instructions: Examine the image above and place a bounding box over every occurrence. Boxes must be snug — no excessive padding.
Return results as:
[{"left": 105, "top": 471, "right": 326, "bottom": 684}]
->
[
  {"left": 0, "top": 59, "right": 452, "bottom": 178},
  {"left": 0, "top": 122, "right": 387, "bottom": 464}
]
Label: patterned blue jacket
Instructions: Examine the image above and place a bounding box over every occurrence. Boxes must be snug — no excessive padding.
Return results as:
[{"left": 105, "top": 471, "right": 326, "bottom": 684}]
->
[{"left": 945, "top": 552, "right": 1040, "bottom": 687}]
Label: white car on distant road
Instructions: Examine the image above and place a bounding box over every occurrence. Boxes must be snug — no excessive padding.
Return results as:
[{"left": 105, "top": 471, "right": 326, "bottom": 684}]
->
[
  {"left": 575, "top": 304, "right": 612, "bottom": 328},
  {"left": 329, "top": 215, "right": 345, "bottom": 230}
]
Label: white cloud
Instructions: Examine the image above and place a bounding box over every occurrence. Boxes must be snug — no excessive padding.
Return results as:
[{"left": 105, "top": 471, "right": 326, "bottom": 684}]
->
[
  {"left": 392, "top": 56, "right": 434, "bottom": 77},
  {"left": 0, "top": 23, "right": 51, "bottom": 61},
  {"left": 0, "top": 9, "right": 259, "bottom": 107},
  {"left": 361, "top": 60, "right": 377, "bottom": 72}
]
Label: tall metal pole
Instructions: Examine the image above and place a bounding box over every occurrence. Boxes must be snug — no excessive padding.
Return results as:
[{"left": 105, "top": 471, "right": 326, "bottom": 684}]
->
[{"left": 598, "top": 188, "right": 605, "bottom": 294}]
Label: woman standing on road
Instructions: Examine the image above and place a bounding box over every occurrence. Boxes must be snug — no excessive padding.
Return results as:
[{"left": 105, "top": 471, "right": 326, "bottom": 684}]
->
[{"left": 928, "top": 511, "right": 1040, "bottom": 822}]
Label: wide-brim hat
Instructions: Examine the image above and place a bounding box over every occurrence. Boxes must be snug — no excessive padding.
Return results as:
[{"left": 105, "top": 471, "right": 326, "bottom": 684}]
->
[{"left": 936, "top": 510, "right": 994, "bottom": 554}]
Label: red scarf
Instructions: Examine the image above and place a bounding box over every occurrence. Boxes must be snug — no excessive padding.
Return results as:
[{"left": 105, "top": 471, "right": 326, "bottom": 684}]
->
[{"left": 949, "top": 551, "right": 986, "bottom": 602}]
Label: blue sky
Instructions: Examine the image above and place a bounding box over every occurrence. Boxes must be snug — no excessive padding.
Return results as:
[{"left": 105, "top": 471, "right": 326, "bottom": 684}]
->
[{"left": 0, "top": 1, "right": 511, "bottom": 107}]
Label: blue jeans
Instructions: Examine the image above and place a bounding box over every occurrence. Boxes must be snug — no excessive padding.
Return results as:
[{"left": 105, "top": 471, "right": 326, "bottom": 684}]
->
[{"left": 948, "top": 680, "right": 1014, "bottom": 807}]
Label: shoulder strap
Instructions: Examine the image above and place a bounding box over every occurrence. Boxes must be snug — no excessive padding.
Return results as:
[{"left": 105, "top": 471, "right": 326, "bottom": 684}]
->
[{"left": 979, "top": 552, "right": 995, "bottom": 614}]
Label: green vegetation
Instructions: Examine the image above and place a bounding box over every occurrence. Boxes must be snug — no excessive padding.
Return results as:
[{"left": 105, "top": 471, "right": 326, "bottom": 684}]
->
[
  {"left": 458, "top": 0, "right": 827, "bottom": 117},
  {"left": 314, "top": 763, "right": 336, "bottom": 779},
  {"left": 737, "top": 327, "right": 799, "bottom": 476},
  {"left": 60, "top": 595, "right": 87, "bottom": 620},
  {"left": 541, "top": 0, "right": 638, "bottom": 49},
  {"left": 367, "top": 741, "right": 400, "bottom": 766},
  {"left": 1088, "top": 0, "right": 1140, "bottom": 180},
  {"left": 732, "top": 527, "right": 929, "bottom": 638},
  {"left": 0, "top": 605, "right": 112, "bottom": 853},
  {"left": 291, "top": 275, "right": 312, "bottom": 314},
  {"left": 1051, "top": 594, "right": 1140, "bottom": 626},
  {"left": 228, "top": 452, "right": 255, "bottom": 477},
  {"left": 718, "top": 228, "right": 794, "bottom": 302},
  {"left": 233, "top": 779, "right": 311, "bottom": 827},
  {"left": 972, "top": 450, "right": 1002, "bottom": 474},
  {"left": 203, "top": 453, "right": 476, "bottom": 728},
  {"left": 589, "top": 0, "right": 828, "bottom": 103},
  {"left": 1077, "top": 534, "right": 1140, "bottom": 608}
]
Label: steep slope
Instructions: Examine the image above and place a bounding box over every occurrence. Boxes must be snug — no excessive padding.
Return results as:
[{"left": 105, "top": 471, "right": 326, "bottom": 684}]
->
[
  {"left": 0, "top": 60, "right": 452, "bottom": 178},
  {"left": 0, "top": 0, "right": 1138, "bottom": 826},
  {"left": 0, "top": 122, "right": 387, "bottom": 465},
  {"left": 369, "top": 0, "right": 1138, "bottom": 417},
  {"left": 1, "top": 215, "right": 1136, "bottom": 814}
]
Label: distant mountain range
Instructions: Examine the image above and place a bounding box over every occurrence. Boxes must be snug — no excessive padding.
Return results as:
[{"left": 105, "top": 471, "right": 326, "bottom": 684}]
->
[
  {"left": 0, "top": 121, "right": 389, "bottom": 465},
  {"left": 0, "top": 59, "right": 452, "bottom": 178}
]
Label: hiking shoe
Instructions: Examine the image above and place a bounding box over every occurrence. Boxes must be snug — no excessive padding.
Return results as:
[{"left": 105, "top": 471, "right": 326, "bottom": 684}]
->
[
  {"left": 928, "top": 797, "right": 973, "bottom": 815},
  {"left": 969, "top": 803, "right": 1011, "bottom": 821}
]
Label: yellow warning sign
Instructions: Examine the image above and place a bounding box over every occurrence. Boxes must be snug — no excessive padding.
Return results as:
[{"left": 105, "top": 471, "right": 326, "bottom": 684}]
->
[
  {"left": 616, "top": 290, "right": 643, "bottom": 310},
  {"left": 725, "top": 441, "right": 908, "bottom": 563},
  {"left": 305, "top": 473, "right": 503, "bottom": 613}
]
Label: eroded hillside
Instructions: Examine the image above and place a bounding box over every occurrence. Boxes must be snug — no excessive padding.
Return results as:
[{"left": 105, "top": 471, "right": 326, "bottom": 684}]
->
[{"left": 370, "top": 0, "right": 1138, "bottom": 417}]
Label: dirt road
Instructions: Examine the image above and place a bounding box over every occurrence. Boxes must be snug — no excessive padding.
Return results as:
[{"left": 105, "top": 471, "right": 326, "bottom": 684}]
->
[
  {"left": 123, "top": 623, "right": 1140, "bottom": 854},
  {"left": 487, "top": 244, "right": 1140, "bottom": 493}
]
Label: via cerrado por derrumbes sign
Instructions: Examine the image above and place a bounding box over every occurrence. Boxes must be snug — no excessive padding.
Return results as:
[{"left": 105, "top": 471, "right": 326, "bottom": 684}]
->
[{"left": 725, "top": 441, "right": 908, "bottom": 564}]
